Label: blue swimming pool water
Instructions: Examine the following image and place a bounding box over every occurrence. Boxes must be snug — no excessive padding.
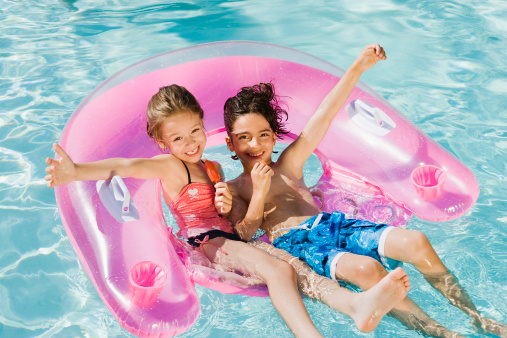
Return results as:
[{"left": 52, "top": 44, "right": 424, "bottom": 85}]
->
[{"left": 1, "top": 1, "right": 505, "bottom": 337}]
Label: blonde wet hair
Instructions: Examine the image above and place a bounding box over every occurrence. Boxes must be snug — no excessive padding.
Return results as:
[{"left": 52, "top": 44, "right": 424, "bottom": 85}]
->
[{"left": 146, "top": 84, "right": 204, "bottom": 144}]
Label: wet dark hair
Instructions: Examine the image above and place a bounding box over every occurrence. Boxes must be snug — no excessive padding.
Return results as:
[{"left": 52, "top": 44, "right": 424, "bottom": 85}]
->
[
  {"left": 224, "top": 82, "right": 289, "bottom": 139},
  {"left": 146, "top": 84, "right": 204, "bottom": 143}
]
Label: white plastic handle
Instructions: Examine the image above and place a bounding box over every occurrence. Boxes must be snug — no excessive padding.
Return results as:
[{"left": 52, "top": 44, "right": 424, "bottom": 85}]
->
[
  {"left": 355, "top": 99, "right": 383, "bottom": 126},
  {"left": 110, "top": 176, "right": 130, "bottom": 214}
]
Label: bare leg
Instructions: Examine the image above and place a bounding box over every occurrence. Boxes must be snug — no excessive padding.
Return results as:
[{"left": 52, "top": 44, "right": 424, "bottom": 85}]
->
[
  {"left": 384, "top": 228, "right": 507, "bottom": 337},
  {"left": 203, "top": 237, "right": 322, "bottom": 337},
  {"left": 250, "top": 240, "right": 410, "bottom": 333},
  {"left": 335, "top": 253, "right": 463, "bottom": 338},
  {"left": 423, "top": 271, "right": 507, "bottom": 337},
  {"left": 389, "top": 299, "right": 463, "bottom": 338}
]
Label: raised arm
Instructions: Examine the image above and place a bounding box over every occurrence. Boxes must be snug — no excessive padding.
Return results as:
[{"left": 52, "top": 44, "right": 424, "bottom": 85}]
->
[
  {"left": 281, "top": 44, "right": 387, "bottom": 173},
  {"left": 229, "top": 162, "right": 273, "bottom": 241},
  {"left": 44, "top": 143, "right": 173, "bottom": 188}
]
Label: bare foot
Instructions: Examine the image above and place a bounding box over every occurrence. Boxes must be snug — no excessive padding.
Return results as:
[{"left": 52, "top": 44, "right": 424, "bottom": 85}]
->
[
  {"left": 352, "top": 267, "right": 410, "bottom": 332},
  {"left": 472, "top": 315, "right": 507, "bottom": 338}
]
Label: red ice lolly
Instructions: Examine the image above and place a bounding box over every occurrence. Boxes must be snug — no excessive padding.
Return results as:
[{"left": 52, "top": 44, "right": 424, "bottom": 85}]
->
[{"left": 204, "top": 159, "right": 220, "bottom": 183}]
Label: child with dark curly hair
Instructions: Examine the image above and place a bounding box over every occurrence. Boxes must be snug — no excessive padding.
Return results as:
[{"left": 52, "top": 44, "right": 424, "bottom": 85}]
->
[{"left": 223, "top": 44, "right": 506, "bottom": 338}]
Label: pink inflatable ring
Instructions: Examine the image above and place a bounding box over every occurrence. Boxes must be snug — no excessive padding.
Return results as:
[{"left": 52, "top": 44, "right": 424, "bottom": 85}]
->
[{"left": 55, "top": 41, "right": 479, "bottom": 337}]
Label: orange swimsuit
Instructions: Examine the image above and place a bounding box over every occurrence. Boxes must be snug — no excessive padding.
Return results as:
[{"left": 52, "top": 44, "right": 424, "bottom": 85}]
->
[{"left": 169, "top": 162, "right": 234, "bottom": 239}]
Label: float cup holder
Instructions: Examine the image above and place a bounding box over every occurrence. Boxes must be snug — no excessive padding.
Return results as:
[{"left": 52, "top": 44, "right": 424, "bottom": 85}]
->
[
  {"left": 411, "top": 165, "right": 447, "bottom": 202},
  {"left": 129, "top": 261, "right": 167, "bottom": 308}
]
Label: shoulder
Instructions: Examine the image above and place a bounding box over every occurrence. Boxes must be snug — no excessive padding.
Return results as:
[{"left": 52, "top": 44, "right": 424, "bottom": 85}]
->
[
  {"left": 153, "top": 153, "right": 180, "bottom": 164},
  {"left": 226, "top": 176, "right": 239, "bottom": 191},
  {"left": 157, "top": 155, "right": 190, "bottom": 199},
  {"left": 151, "top": 154, "right": 186, "bottom": 175},
  {"left": 226, "top": 176, "right": 249, "bottom": 212},
  {"left": 225, "top": 174, "right": 242, "bottom": 194}
]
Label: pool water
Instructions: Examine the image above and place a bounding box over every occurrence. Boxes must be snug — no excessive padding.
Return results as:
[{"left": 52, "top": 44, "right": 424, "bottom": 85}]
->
[{"left": 1, "top": 0, "right": 506, "bottom": 337}]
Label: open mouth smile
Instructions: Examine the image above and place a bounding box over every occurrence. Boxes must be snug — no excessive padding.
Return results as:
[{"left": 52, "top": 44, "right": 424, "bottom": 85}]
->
[
  {"left": 247, "top": 151, "right": 264, "bottom": 158},
  {"left": 186, "top": 146, "right": 199, "bottom": 156}
]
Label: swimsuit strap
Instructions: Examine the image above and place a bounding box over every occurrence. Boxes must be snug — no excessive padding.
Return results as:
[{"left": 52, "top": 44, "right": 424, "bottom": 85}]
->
[
  {"left": 194, "top": 235, "right": 229, "bottom": 256},
  {"left": 181, "top": 159, "right": 206, "bottom": 185},
  {"left": 181, "top": 160, "right": 191, "bottom": 184}
]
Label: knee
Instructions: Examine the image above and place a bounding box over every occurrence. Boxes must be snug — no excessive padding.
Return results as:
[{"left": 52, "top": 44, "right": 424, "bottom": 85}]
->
[
  {"left": 277, "top": 259, "right": 297, "bottom": 281},
  {"left": 411, "top": 231, "right": 432, "bottom": 249},
  {"left": 406, "top": 231, "right": 434, "bottom": 260},
  {"left": 347, "top": 258, "right": 387, "bottom": 289},
  {"left": 265, "top": 258, "right": 296, "bottom": 282}
]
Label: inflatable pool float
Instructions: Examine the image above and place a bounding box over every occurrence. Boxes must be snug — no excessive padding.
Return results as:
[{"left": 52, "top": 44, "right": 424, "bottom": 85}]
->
[{"left": 54, "top": 41, "right": 479, "bottom": 337}]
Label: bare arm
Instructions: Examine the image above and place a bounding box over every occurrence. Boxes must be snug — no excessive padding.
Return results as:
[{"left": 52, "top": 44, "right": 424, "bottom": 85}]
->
[
  {"left": 228, "top": 186, "right": 256, "bottom": 241},
  {"left": 229, "top": 162, "right": 273, "bottom": 241},
  {"left": 281, "top": 44, "right": 387, "bottom": 175},
  {"left": 44, "top": 143, "right": 174, "bottom": 188}
]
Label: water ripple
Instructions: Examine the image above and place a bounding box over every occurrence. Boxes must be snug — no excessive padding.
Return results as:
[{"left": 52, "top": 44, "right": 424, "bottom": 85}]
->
[{"left": 0, "top": 0, "right": 505, "bottom": 336}]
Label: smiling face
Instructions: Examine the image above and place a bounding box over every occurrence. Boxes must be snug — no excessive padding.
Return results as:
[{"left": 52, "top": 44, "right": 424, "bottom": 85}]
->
[
  {"left": 226, "top": 112, "right": 276, "bottom": 171},
  {"left": 158, "top": 111, "right": 206, "bottom": 163}
]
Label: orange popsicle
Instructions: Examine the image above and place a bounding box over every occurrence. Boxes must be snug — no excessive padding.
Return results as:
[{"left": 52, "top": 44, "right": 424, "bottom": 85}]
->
[{"left": 204, "top": 159, "right": 221, "bottom": 183}]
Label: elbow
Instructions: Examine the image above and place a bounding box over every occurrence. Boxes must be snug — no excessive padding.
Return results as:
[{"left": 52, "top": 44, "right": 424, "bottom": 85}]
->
[
  {"left": 114, "top": 158, "right": 141, "bottom": 179},
  {"left": 233, "top": 222, "right": 255, "bottom": 242},
  {"left": 234, "top": 228, "right": 253, "bottom": 242}
]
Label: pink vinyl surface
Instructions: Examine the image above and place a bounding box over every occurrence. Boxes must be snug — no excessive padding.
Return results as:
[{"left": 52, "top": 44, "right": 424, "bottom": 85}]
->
[{"left": 55, "top": 41, "right": 479, "bottom": 337}]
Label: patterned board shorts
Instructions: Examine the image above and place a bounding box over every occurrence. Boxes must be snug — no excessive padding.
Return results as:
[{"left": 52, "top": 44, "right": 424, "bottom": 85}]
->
[{"left": 272, "top": 211, "right": 401, "bottom": 280}]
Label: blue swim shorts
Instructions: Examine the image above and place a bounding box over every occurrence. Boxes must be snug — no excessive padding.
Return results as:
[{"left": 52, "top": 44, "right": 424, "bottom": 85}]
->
[{"left": 272, "top": 211, "right": 401, "bottom": 280}]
